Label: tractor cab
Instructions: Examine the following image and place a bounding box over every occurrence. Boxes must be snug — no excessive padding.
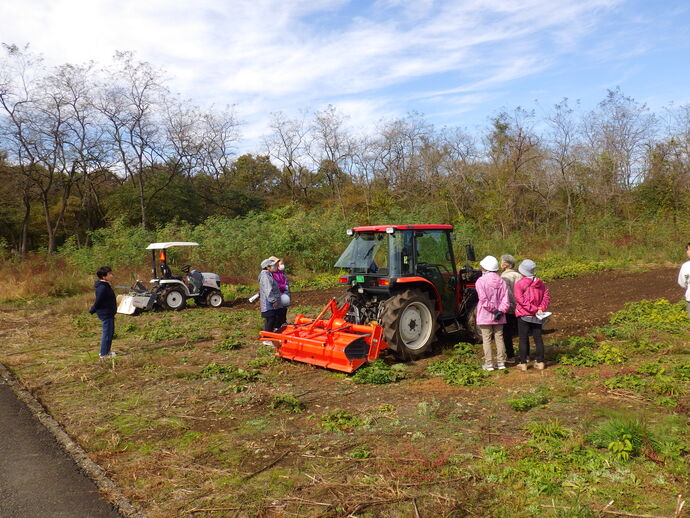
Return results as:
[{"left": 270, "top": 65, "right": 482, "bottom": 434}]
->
[{"left": 335, "top": 225, "right": 480, "bottom": 358}]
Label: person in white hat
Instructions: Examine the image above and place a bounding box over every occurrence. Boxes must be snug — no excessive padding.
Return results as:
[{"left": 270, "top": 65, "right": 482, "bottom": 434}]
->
[
  {"left": 259, "top": 258, "right": 282, "bottom": 340},
  {"left": 475, "top": 255, "right": 511, "bottom": 371}
]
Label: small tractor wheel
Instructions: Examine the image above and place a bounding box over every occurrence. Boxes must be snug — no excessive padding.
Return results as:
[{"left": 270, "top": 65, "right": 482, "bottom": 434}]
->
[
  {"left": 465, "top": 304, "right": 481, "bottom": 343},
  {"left": 206, "top": 290, "right": 224, "bottom": 308},
  {"left": 161, "top": 286, "right": 186, "bottom": 311},
  {"left": 381, "top": 289, "right": 438, "bottom": 360}
]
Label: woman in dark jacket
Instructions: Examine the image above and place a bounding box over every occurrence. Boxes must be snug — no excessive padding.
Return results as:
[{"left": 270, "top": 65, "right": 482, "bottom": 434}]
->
[{"left": 89, "top": 266, "right": 117, "bottom": 359}]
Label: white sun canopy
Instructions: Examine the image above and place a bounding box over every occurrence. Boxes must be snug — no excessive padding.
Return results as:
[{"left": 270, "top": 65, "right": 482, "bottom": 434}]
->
[{"left": 146, "top": 242, "right": 199, "bottom": 250}]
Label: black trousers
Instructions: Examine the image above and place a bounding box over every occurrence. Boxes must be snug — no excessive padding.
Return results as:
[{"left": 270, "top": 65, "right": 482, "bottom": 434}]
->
[
  {"left": 517, "top": 318, "right": 544, "bottom": 363},
  {"left": 503, "top": 313, "right": 517, "bottom": 358},
  {"left": 275, "top": 306, "right": 288, "bottom": 329},
  {"left": 262, "top": 309, "right": 277, "bottom": 333}
]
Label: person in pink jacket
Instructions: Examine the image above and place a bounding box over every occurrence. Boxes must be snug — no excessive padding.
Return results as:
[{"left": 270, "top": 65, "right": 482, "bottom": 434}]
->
[
  {"left": 475, "top": 255, "right": 511, "bottom": 370},
  {"left": 514, "top": 259, "right": 551, "bottom": 371}
]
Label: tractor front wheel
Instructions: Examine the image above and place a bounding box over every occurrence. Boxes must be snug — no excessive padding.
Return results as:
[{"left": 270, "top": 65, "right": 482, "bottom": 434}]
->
[
  {"left": 381, "top": 289, "right": 437, "bottom": 360},
  {"left": 161, "top": 286, "right": 187, "bottom": 311},
  {"left": 206, "top": 290, "right": 224, "bottom": 308}
]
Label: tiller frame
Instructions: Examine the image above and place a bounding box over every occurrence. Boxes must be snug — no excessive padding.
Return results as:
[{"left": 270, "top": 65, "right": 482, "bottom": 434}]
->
[{"left": 260, "top": 299, "right": 388, "bottom": 373}]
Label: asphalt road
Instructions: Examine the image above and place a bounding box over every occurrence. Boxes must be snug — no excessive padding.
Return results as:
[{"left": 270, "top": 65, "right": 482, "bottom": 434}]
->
[{"left": 0, "top": 377, "right": 123, "bottom": 518}]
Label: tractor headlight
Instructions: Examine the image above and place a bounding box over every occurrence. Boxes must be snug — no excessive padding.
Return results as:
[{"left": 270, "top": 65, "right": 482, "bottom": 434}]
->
[
  {"left": 386, "top": 227, "right": 394, "bottom": 234},
  {"left": 346, "top": 228, "right": 354, "bottom": 236}
]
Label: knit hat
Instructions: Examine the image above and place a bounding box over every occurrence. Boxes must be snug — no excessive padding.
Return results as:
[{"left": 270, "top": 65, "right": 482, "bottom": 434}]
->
[
  {"left": 260, "top": 258, "right": 275, "bottom": 269},
  {"left": 479, "top": 255, "right": 500, "bottom": 272},
  {"left": 518, "top": 259, "right": 536, "bottom": 277}
]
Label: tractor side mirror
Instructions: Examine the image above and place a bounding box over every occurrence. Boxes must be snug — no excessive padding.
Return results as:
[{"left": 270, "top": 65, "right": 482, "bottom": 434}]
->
[{"left": 465, "top": 244, "right": 476, "bottom": 262}]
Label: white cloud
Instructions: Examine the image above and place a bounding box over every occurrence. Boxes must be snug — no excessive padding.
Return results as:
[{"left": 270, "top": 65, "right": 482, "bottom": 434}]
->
[{"left": 2, "top": 0, "right": 631, "bottom": 150}]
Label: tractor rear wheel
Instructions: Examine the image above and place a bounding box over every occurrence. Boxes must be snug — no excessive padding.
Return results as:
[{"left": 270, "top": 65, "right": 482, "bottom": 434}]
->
[
  {"left": 161, "top": 286, "right": 186, "bottom": 311},
  {"left": 381, "top": 289, "right": 437, "bottom": 360},
  {"left": 206, "top": 290, "right": 224, "bottom": 308},
  {"left": 465, "top": 304, "right": 481, "bottom": 343}
]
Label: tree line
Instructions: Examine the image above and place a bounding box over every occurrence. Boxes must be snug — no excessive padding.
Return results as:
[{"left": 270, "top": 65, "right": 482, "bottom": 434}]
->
[{"left": 1, "top": 44, "right": 689, "bottom": 257}]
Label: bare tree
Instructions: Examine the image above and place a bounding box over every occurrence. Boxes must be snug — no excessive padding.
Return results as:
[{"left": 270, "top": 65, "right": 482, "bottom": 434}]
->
[
  {"left": 264, "top": 111, "right": 311, "bottom": 201},
  {"left": 96, "top": 51, "right": 170, "bottom": 229}
]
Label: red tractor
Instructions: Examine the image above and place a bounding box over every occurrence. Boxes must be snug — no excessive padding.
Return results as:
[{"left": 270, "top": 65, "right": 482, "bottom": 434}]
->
[
  {"left": 260, "top": 224, "right": 481, "bottom": 372},
  {"left": 335, "top": 225, "right": 480, "bottom": 359}
]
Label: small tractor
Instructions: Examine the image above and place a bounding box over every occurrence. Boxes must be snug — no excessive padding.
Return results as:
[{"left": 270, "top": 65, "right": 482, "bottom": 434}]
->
[
  {"left": 117, "top": 242, "right": 224, "bottom": 314},
  {"left": 261, "top": 225, "right": 481, "bottom": 372}
]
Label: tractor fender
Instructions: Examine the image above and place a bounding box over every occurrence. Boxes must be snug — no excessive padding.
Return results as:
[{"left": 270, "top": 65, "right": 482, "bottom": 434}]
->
[
  {"left": 158, "top": 279, "right": 191, "bottom": 297},
  {"left": 393, "top": 277, "right": 443, "bottom": 312}
]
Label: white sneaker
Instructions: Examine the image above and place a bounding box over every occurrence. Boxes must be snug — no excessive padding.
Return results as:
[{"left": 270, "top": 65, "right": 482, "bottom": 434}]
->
[
  {"left": 99, "top": 351, "right": 116, "bottom": 359},
  {"left": 482, "top": 364, "right": 495, "bottom": 371},
  {"left": 497, "top": 362, "right": 506, "bottom": 370},
  {"left": 261, "top": 341, "right": 274, "bottom": 347}
]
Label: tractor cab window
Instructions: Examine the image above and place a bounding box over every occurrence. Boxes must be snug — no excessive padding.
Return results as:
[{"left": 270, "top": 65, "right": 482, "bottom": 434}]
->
[
  {"left": 414, "top": 230, "right": 454, "bottom": 278},
  {"left": 335, "top": 232, "right": 388, "bottom": 274},
  {"left": 389, "top": 231, "right": 413, "bottom": 276}
]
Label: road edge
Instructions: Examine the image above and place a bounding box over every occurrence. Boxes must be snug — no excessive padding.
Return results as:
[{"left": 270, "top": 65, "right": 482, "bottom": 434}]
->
[{"left": 0, "top": 362, "right": 146, "bottom": 518}]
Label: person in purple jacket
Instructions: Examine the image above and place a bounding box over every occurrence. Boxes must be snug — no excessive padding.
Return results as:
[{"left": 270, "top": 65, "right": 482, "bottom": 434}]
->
[
  {"left": 514, "top": 259, "right": 551, "bottom": 371},
  {"left": 88, "top": 266, "right": 117, "bottom": 359},
  {"left": 475, "top": 256, "right": 511, "bottom": 371},
  {"left": 269, "top": 256, "right": 290, "bottom": 328}
]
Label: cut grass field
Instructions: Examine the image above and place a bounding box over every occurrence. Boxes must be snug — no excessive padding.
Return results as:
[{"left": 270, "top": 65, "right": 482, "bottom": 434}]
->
[{"left": 0, "top": 291, "right": 688, "bottom": 517}]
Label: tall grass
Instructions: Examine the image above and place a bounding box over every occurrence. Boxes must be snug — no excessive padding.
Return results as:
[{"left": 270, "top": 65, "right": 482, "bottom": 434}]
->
[{"left": 0, "top": 206, "right": 686, "bottom": 302}]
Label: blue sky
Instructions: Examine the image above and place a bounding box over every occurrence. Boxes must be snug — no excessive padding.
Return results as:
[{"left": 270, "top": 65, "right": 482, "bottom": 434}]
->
[{"left": 2, "top": 0, "right": 689, "bottom": 150}]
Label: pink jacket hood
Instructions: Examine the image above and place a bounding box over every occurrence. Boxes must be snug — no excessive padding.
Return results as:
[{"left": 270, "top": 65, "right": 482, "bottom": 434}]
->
[
  {"left": 475, "top": 271, "right": 510, "bottom": 325},
  {"left": 514, "top": 276, "right": 551, "bottom": 317}
]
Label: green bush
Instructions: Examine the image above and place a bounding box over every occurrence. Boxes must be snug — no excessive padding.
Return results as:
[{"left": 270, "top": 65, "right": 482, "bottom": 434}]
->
[
  {"left": 588, "top": 416, "right": 654, "bottom": 458},
  {"left": 427, "top": 358, "right": 488, "bottom": 387},
  {"left": 269, "top": 393, "right": 305, "bottom": 413},
  {"left": 320, "top": 409, "right": 363, "bottom": 431},
  {"left": 609, "top": 299, "right": 689, "bottom": 334},
  {"left": 558, "top": 342, "right": 626, "bottom": 367},
  {"left": 200, "top": 363, "right": 259, "bottom": 383},
  {"left": 604, "top": 374, "right": 647, "bottom": 391},
  {"left": 215, "top": 338, "right": 243, "bottom": 351},
  {"left": 526, "top": 419, "right": 572, "bottom": 439},
  {"left": 351, "top": 360, "right": 406, "bottom": 384},
  {"left": 507, "top": 388, "right": 550, "bottom": 411}
]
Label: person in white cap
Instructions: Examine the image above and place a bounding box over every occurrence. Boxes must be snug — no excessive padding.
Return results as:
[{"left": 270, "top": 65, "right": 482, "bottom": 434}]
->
[
  {"left": 678, "top": 242, "right": 690, "bottom": 319},
  {"left": 475, "top": 255, "right": 511, "bottom": 370},
  {"left": 514, "top": 259, "right": 551, "bottom": 371},
  {"left": 259, "top": 258, "right": 283, "bottom": 339}
]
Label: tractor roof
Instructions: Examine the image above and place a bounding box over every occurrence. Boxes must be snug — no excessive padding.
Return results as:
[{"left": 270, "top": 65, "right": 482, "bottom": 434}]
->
[
  {"left": 146, "top": 242, "right": 199, "bottom": 250},
  {"left": 352, "top": 224, "right": 453, "bottom": 232}
]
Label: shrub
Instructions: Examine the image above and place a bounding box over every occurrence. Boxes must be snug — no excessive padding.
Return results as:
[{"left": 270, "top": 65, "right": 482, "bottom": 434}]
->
[
  {"left": 588, "top": 416, "right": 655, "bottom": 458},
  {"left": 348, "top": 445, "right": 372, "bottom": 459},
  {"left": 609, "top": 299, "right": 689, "bottom": 334},
  {"left": 526, "top": 419, "right": 572, "bottom": 439},
  {"left": 427, "top": 358, "right": 489, "bottom": 386},
  {"left": 604, "top": 374, "right": 647, "bottom": 392},
  {"left": 352, "top": 360, "right": 406, "bottom": 384},
  {"left": 507, "top": 388, "right": 549, "bottom": 411},
  {"left": 269, "top": 393, "right": 305, "bottom": 413},
  {"left": 215, "top": 338, "right": 243, "bottom": 351},
  {"left": 320, "top": 409, "right": 363, "bottom": 431},
  {"left": 200, "top": 363, "right": 259, "bottom": 383},
  {"left": 558, "top": 342, "right": 626, "bottom": 367},
  {"left": 674, "top": 361, "right": 690, "bottom": 381}
]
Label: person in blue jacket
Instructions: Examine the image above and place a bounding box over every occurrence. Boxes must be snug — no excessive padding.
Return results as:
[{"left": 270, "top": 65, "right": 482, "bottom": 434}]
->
[{"left": 89, "top": 266, "right": 117, "bottom": 359}]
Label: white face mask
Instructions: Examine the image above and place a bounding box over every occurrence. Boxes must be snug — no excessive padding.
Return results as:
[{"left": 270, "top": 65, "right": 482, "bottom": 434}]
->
[{"left": 278, "top": 264, "right": 285, "bottom": 271}]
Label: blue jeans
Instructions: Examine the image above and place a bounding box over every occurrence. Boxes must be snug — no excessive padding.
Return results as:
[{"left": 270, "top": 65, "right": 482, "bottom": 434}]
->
[{"left": 99, "top": 316, "right": 114, "bottom": 356}]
